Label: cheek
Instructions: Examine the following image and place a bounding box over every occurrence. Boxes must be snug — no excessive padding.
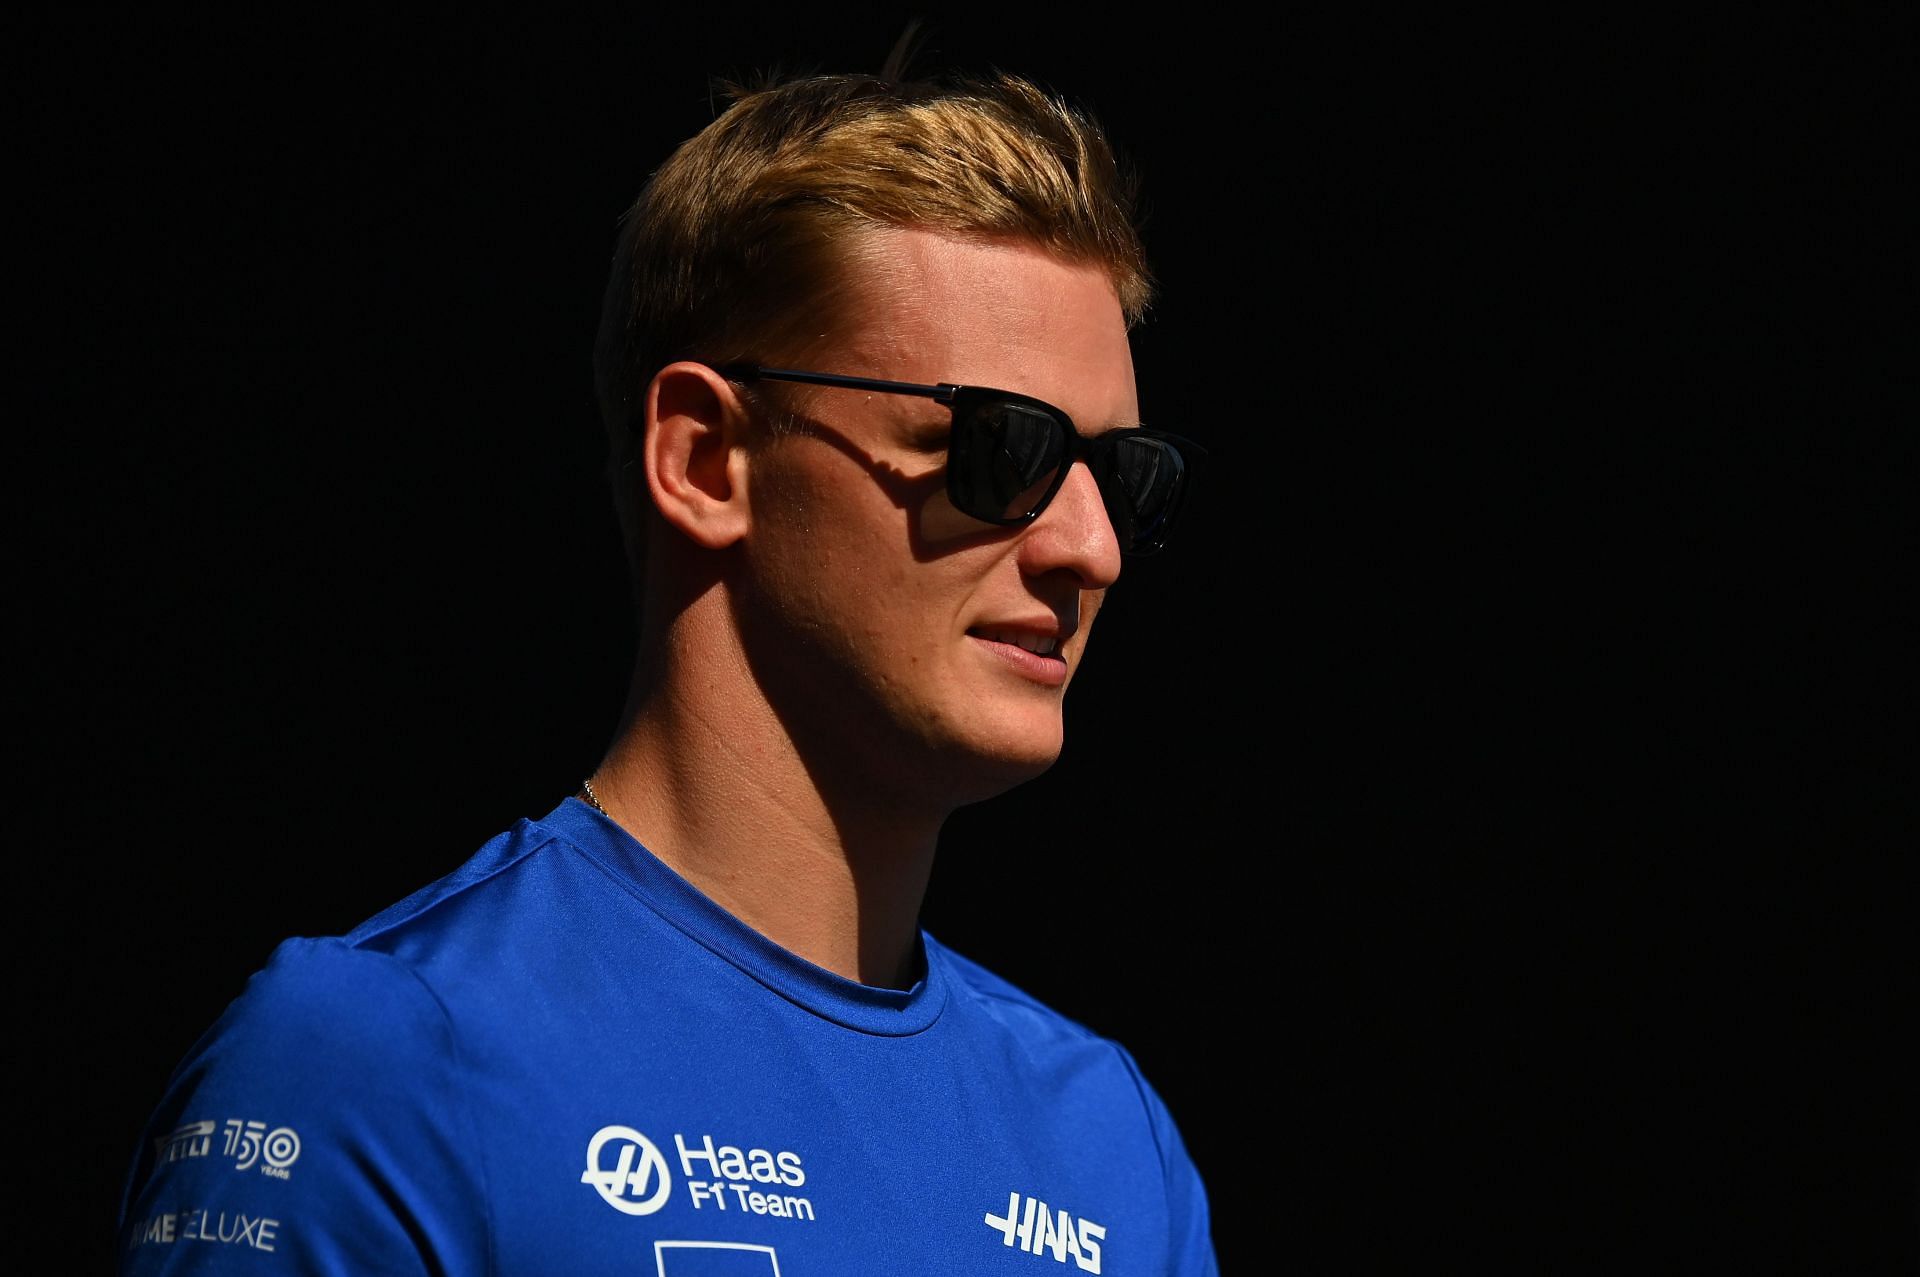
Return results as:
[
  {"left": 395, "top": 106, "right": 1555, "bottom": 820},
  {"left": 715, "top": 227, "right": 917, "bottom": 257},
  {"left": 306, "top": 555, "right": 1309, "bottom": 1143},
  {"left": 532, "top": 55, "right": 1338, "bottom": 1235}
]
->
[
  {"left": 745, "top": 443, "right": 1005, "bottom": 677},
  {"left": 750, "top": 456, "right": 916, "bottom": 637},
  {"left": 753, "top": 447, "right": 855, "bottom": 563}
]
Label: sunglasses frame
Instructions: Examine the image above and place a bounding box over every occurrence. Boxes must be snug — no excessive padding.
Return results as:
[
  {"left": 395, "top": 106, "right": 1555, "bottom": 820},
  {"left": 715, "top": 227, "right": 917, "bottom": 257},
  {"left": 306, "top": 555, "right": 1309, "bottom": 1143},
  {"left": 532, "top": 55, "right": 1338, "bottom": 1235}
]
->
[{"left": 713, "top": 363, "right": 1203, "bottom": 555}]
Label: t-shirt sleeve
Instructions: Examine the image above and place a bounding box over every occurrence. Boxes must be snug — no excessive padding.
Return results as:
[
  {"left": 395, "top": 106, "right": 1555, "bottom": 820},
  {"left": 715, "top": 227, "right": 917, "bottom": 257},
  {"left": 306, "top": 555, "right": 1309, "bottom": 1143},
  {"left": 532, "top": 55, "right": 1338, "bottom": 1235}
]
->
[
  {"left": 116, "top": 937, "right": 491, "bottom": 1275},
  {"left": 1114, "top": 1043, "right": 1219, "bottom": 1276}
]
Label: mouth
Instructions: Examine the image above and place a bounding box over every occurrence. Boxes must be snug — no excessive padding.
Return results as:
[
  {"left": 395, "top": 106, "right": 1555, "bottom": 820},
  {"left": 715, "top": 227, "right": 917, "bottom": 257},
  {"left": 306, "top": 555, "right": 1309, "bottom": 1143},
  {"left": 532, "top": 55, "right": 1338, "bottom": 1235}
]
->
[
  {"left": 964, "top": 623, "right": 1076, "bottom": 687},
  {"left": 967, "top": 626, "right": 1063, "bottom": 658}
]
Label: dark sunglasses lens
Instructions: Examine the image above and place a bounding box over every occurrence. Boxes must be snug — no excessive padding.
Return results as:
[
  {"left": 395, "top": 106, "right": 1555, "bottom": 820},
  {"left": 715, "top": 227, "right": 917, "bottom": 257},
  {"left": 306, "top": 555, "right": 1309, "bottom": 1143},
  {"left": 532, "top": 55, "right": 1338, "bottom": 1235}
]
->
[
  {"left": 1100, "top": 435, "right": 1188, "bottom": 552},
  {"left": 949, "top": 400, "right": 1067, "bottom": 521}
]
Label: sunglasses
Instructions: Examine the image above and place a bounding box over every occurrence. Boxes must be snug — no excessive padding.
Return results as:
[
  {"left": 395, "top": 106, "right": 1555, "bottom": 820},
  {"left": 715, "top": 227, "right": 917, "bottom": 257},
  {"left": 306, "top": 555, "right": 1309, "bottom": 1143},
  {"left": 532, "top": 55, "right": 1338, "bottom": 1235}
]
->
[{"left": 717, "top": 364, "right": 1203, "bottom": 555}]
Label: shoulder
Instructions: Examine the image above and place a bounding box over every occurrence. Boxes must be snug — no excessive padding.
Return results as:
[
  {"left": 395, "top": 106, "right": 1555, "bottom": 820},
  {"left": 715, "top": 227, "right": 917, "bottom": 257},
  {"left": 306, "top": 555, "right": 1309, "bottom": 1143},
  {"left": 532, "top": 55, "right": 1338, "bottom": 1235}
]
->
[
  {"left": 931, "top": 936, "right": 1218, "bottom": 1272},
  {"left": 339, "top": 813, "right": 565, "bottom": 954},
  {"left": 111, "top": 818, "right": 578, "bottom": 1274},
  {"left": 933, "top": 937, "right": 1121, "bottom": 1052},
  {"left": 931, "top": 934, "right": 1168, "bottom": 1118},
  {"left": 134, "top": 933, "right": 473, "bottom": 1147},
  {"left": 119, "top": 935, "right": 494, "bottom": 1272},
  {"left": 168, "top": 935, "right": 458, "bottom": 1091},
  {"left": 124, "top": 933, "right": 470, "bottom": 1182},
  {"left": 161, "top": 808, "right": 597, "bottom": 1097},
  {"left": 933, "top": 937, "right": 1104, "bottom": 1040}
]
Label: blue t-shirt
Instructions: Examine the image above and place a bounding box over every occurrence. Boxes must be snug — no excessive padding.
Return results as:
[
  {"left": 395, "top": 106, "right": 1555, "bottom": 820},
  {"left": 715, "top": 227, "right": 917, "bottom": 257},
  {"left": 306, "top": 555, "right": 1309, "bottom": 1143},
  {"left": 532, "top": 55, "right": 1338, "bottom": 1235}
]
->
[{"left": 117, "top": 798, "right": 1216, "bottom": 1274}]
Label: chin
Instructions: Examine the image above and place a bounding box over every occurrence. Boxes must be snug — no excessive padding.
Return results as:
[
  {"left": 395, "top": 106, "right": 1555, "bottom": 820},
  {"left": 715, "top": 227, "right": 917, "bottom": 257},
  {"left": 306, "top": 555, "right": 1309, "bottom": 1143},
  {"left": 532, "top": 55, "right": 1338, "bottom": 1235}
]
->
[{"left": 939, "top": 713, "right": 1066, "bottom": 800}]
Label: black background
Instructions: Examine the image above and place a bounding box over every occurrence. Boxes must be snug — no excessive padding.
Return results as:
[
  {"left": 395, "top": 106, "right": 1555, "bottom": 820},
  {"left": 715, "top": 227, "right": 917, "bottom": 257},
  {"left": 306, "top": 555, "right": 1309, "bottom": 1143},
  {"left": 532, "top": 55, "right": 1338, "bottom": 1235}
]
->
[{"left": 22, "top": 6, "right": 1913, "bottom": 1272}]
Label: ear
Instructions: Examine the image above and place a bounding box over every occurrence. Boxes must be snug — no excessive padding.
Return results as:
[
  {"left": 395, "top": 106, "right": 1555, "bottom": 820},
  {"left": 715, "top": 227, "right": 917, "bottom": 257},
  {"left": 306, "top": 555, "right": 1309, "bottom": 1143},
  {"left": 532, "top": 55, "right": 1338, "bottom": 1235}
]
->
[{"left": 642, "top": 362, "right": 754, "bottom": 550}]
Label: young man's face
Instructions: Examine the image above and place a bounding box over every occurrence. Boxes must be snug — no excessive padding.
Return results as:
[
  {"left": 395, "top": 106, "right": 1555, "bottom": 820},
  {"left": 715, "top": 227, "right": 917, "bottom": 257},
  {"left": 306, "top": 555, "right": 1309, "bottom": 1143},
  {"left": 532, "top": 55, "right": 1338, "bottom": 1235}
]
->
[{"left": 737, "top": 226, "right": 1137, "bottom": 803}]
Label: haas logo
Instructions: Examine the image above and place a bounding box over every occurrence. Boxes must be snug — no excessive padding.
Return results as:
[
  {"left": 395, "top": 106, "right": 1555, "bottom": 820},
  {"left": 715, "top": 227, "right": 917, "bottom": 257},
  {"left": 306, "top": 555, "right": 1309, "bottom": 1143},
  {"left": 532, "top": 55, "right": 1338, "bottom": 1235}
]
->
[{"left": 581, "top": 1126, "right": 672, "bottom": 1215}]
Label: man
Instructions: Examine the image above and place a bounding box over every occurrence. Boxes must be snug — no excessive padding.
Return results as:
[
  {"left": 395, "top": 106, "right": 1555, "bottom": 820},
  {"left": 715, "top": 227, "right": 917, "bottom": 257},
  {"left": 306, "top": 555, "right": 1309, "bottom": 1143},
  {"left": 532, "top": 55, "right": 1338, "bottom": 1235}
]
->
[{"left": 118, "top": 61, "right": 1214, "bottom": 1275}]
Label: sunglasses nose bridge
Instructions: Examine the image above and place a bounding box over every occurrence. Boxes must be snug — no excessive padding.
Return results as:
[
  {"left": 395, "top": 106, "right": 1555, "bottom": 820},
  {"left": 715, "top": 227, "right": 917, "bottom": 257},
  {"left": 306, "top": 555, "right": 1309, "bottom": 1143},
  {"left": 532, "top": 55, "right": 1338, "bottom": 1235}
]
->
[
  {"left": 1023, "top": 424, "right": 1103, "bottom": 524},
  {"left": 1073, "top": 431, "right": 1131, "bottom": 530},
  {"left": 1018, "top": 449, "right": 1124, "bottom": 584}
]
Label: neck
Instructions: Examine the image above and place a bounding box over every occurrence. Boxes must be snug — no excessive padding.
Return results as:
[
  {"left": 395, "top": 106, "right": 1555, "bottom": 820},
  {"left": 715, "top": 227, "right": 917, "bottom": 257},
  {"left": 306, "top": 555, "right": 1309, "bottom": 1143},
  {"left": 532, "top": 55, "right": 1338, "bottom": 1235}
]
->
[{"left": 589, "top": 629, "right": 944, "bottom": 990}]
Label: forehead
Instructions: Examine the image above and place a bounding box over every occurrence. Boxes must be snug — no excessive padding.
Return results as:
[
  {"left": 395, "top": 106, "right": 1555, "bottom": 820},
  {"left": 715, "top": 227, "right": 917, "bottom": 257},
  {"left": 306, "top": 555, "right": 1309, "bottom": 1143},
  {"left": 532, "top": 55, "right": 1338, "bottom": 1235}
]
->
[{"left": 829, "top": 227, "right": 1138, "bottom": 422}]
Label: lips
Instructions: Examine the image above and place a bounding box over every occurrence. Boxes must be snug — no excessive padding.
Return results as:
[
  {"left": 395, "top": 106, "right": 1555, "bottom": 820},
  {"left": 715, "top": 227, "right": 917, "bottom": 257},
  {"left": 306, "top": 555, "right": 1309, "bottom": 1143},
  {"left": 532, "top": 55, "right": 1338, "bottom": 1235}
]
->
[{"left": 969, "top": 626, "right": 1060, "bottom": 657}]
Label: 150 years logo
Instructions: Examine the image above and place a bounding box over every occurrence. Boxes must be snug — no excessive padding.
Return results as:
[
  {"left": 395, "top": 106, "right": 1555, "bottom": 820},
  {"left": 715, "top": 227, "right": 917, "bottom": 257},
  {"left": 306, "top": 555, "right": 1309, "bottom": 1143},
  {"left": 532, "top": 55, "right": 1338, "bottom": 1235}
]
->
[{"left": 152, "top": 1117, "right": 302, "bottom": 1180}]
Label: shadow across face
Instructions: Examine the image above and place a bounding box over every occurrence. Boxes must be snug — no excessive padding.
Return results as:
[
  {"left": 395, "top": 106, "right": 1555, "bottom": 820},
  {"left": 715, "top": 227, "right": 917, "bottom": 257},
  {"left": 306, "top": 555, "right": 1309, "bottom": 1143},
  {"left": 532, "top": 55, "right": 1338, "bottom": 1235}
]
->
[{"left": 750, "top": 402, "right": 1024, "bottom": 560}]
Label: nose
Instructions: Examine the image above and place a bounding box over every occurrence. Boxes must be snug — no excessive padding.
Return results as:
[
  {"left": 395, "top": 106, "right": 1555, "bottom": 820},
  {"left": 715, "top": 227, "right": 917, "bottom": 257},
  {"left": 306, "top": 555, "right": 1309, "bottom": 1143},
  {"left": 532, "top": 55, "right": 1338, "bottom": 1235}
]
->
[{"left": 1017, "top": 459, "right": 1123, "bottom": 589}]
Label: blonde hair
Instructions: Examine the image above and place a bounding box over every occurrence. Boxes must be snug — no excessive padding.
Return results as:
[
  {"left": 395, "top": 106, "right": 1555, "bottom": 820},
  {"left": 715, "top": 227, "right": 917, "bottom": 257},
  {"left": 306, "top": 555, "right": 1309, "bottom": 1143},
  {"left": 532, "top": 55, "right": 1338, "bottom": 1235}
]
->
[{"left": 593, "top": 66, "right": 1154, "bottom": 581}]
